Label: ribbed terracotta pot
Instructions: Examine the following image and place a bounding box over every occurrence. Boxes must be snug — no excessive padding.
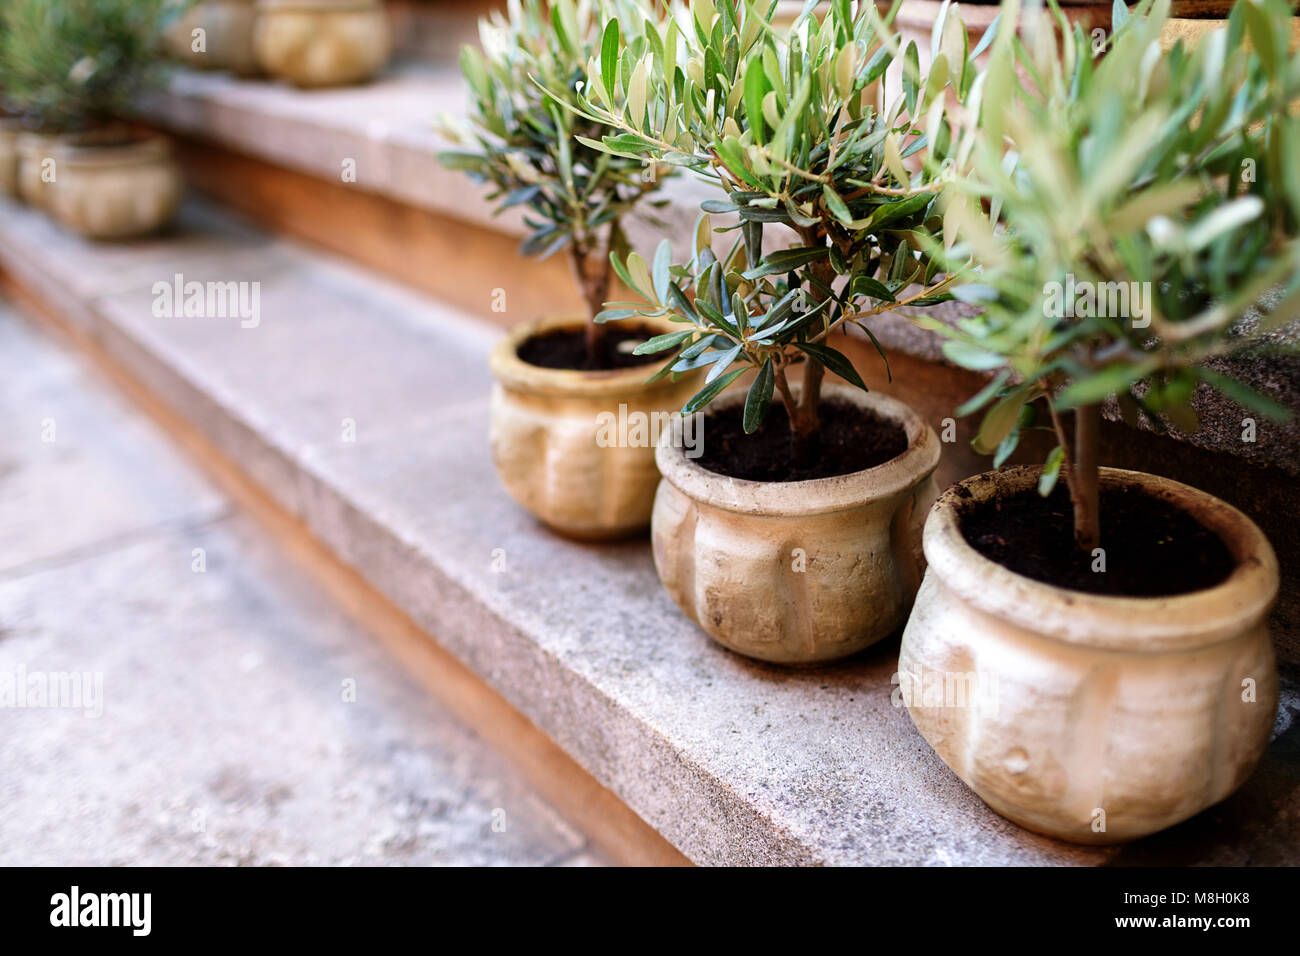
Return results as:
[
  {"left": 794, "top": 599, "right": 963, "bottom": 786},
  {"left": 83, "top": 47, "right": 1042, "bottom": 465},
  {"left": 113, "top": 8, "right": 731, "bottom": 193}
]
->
[
  {"left": 254, "top": 0, "right": 391, "bottom": 88},
  {"left": 168, "top": 0, "right": 261, "bottom": 76},
  {"left": 899, "top": 465, "right": 1279, "bottom": 844},
  {"left": 489, "top": 316, "right": 700, "bottom": 541},
  {"left": 16, "top": 132, "right": 65, "bottom": 208},
  {"left": 0, "top": 119, "right": 21, "bottom": 197},
  {"left": 48, "top": 135, "right": 183, "bottom": 240},
  {"left": 653, "top": 385, "right": 941, "bottom": 665}
]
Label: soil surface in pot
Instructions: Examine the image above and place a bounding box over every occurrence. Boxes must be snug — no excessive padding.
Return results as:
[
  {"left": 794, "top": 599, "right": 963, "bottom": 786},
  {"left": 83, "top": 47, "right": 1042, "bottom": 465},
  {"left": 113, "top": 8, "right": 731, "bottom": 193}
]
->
[
  {"left": 516, "top": 325, "right": 668, "bottom": 371},
  {"left": 695, "top": 397, "right": 908, "bottom": 482},
  {"left": 959, "top": 483, "right": 1234, "bottom": 596}
]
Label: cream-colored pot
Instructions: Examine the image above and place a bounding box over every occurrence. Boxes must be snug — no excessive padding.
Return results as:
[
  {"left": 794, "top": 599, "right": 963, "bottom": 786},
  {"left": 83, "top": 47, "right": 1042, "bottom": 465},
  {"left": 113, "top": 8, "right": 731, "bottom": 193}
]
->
[
  {"left": 653, "top": 385, "right": 941, "bottom": 665},
  {"left": 254, "top": 0, "right": 391, "bottom": 88},
  {"left": 16, "top": 132, "right": 65, "bottom": 208},
  {"left": 0, "top": 120, "right": 22, "bottom": 197},
  {"left": 899, "top": 465, "right": 1279, "bottom": 844},
  {"left": 48, "top": 136, "right": 183, "bottom": 241},
  {"left": 167, "top": 0, "right": 261, "bottom": 76},
  {"left": 489, "top": 316, "right": 700, "bottom": 541}
]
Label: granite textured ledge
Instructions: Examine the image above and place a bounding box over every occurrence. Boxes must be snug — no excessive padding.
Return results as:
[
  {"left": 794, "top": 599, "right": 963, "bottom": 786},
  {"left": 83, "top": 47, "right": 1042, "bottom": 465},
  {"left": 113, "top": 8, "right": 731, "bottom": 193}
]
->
[
  {"left": 2, "top": 196, "right": 1296, "bottom": 866},
  {"left": 140, "top": 63, "right": 709, "bottom": 253}
]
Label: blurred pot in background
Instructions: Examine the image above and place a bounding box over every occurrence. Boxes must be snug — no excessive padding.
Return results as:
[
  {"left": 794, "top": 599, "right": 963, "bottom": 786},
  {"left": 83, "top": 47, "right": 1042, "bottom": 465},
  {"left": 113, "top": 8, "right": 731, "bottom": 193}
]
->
[
  {"left": 167, "top": 0, "right": 261, "bottom": 76},
  {"left": 254, "top": 0, "right": 391, "bottom": 87}
]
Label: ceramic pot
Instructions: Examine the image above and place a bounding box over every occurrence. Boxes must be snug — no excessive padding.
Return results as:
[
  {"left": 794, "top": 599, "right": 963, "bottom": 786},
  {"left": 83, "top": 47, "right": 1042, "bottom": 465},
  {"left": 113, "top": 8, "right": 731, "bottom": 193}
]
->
[
  {"left": 899, "top": 465, "right": 1279, "bottom": 844},
  {"left": 16, "top": 132, "right": 66, "bottom": 208},
  {"left": 167, "top": 0, "right": 261, "bottom": 76},
  {"left": 0, "top": 119, "right": 22, "bottom": 197},
  {"left": 652, "top": 385, "right": 941, "bottom": 664},
  {"left": 48, "top": 135, "right": 183, "bottom": 240},
  {"left": 254, "top": 0, "right": 391, "bottom": 88},
  {"left": 489, "top": 316, "right": 701, "bottom": 541}
]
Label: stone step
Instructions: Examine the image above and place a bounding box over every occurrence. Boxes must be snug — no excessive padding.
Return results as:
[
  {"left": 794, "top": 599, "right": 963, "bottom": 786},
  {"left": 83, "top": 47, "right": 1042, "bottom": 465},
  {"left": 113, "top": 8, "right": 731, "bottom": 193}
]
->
[
  {"left": 1, "top": 194, "right": 1295, "bottom": 865},
  {"left": 0, "top": 295, "right": 604, "bottom": 866}
]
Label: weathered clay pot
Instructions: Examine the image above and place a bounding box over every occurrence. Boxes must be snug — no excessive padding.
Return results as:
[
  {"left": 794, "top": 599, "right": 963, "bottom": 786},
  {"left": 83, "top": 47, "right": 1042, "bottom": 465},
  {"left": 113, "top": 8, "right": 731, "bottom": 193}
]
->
[
  {"left": 489, "top": 316, "right": 701, "bottom": 541},
  {"left": 0, "top": 119, "right": 22, "bottom": 197},
  {"left": 254, "top": 0, "right": 391, "bottom": 88},
  {"left": 899, "top": 465, "right": 1279, "bottom": 844},
  {"left": 48, "top": 135, "right": 183, "bottom": 240},
  {"left": 653, "top": 385, "right": 941, "bottom": 664},
  {"left": 16, "top": 132, "right": 66, "bottom": 208},
  {"left": 167, "top": 0, "right": 261, "bottom": 76}
]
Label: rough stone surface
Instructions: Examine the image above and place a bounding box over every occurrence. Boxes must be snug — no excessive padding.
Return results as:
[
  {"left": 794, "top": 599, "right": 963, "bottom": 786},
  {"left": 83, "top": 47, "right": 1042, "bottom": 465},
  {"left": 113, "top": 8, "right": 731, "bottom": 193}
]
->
[
  {"left": 0, "top": 299, "right": 600, "bottom": 866},
  {"left": 2, "top": 196, "right": 1294, "bottom": 865}
]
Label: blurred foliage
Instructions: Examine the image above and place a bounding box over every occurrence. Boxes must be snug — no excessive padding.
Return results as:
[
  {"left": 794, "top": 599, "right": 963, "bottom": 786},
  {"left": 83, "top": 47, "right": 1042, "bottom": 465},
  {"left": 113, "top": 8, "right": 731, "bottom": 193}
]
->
[
  {"left": 932, "top": 0, "right": 1300, "bottom": 486},
  {"left": 436, "top": 0, "right": 673, "bottom": 323},
  {"left": 0, "top": 0, "right": 184, "bottom": 132}
]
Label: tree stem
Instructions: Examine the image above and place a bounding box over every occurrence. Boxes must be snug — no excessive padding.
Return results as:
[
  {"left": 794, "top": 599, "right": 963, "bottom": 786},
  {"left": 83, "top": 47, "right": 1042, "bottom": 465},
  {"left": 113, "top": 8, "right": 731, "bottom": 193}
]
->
[
  {"left": 787, "top": 357, "right": 824, "bottom": 465},
  {"left": 1072, "top": 403, "right": 1101, "bottom": 552},
  {"left": 569, "top": 236, "right": 609, "bottom": 361}
]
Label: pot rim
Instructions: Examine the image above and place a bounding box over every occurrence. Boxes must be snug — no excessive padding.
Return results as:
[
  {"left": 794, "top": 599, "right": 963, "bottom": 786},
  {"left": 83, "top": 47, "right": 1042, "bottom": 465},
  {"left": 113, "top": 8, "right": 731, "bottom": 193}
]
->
[
  {"left": 923, "top": 464, "right": 1279, "bottom": 652},
  {"left": 54, "top": 133, "right": 174, "bottom": 168},
  {"left": 655, "top": 382, "right": 941, "bottom": 517},
  {"left": 490, "top": 314, "right": 691, "bottom": 399}
]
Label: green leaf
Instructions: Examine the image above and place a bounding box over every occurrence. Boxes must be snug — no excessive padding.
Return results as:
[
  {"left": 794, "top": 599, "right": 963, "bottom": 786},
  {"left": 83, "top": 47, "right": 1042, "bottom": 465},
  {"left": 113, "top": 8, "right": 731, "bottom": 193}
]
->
[
  {"left": 716, "top": 136, "right": 763, "bottom": 189},
  {"left": 972, "top": 388, "right": 1031, "bottom": 455},
  {"left": 744, "top": 359, "right": 775, "bottom": 433},
  {"left": 797, "top": 342, "right": 868, "bottom": 392},
  {"left": 706, "top": 343, "right": 744, "bottom": 383},
  {"left": 601, "top": 19, "right": 620, "bottom": 103},
  {"left": 634, "top": 330, "right": 695, "bottom": 355},
  {"left": 1111, "top": 0, "right": 1129, "bottom": 32},
  {"left": 883, "top": 133, "right": 909, "bottom": 187},
  {"left": 1056, "top": 361, "right": 1157, "bottom": 409},
  {"left": 1038, "top": 445, "right": 1066, "bottom": 496},
  {"left": 955, "top": 371, "right": 1010, "bottom": 417},
  {"left": 942, "top": 340, "right": 1007, "bottom": 372},
  {"left": 902, "top": 41, "right": 920, "bottom": 116},
  {"left": 652, "top": 240, "right": 673, "bottom": 303},
  {"left": 822, "top": 185, "right": 853, "bottom": 226},
  {"left": 742, "top": 246, "right": 828, "bottom": 280},
  {"left": 743, "top": 58, "right": 772, "bottom": 143},
  {"left": 849, "top": 276, "right": 897, "bottom": 303},
  {"left": 682, "top": 367, "right": 747, "bottom": 415}
]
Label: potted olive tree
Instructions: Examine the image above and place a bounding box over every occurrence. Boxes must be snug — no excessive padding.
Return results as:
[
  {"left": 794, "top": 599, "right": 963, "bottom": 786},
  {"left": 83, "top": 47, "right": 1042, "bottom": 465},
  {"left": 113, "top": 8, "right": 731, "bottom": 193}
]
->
[
  {"left": 0, "top": 0, "right": 184, "bottom": 237},
  {"left": 900, "top": 0, "right": 1299, "bottom": 843},
  {"left": 437, "top": 0, "right": 697, "bottom": 540},
  {"left": 572, "top": 0, "right": 975, "bottom": 662}
]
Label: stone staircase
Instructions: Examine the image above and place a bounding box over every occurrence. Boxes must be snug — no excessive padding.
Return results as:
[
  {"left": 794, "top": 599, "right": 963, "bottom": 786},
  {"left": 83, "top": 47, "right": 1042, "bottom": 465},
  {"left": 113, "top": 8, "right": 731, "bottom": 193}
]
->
[{"left": 1, "top": 33, "right": 1297, "bottom": 864}]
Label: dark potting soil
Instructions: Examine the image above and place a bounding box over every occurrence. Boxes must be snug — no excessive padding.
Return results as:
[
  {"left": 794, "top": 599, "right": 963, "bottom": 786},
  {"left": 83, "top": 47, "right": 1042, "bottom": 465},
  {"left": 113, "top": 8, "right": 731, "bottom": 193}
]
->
[
  {"left": 694, "top": 398, "right": 909, "bottom": 482},
  {"left": 960, "top": 483, "right": 1235, "bottom": 597},
  {"left": 516, "top": 325, "right": 668, "bottom": 371}
]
